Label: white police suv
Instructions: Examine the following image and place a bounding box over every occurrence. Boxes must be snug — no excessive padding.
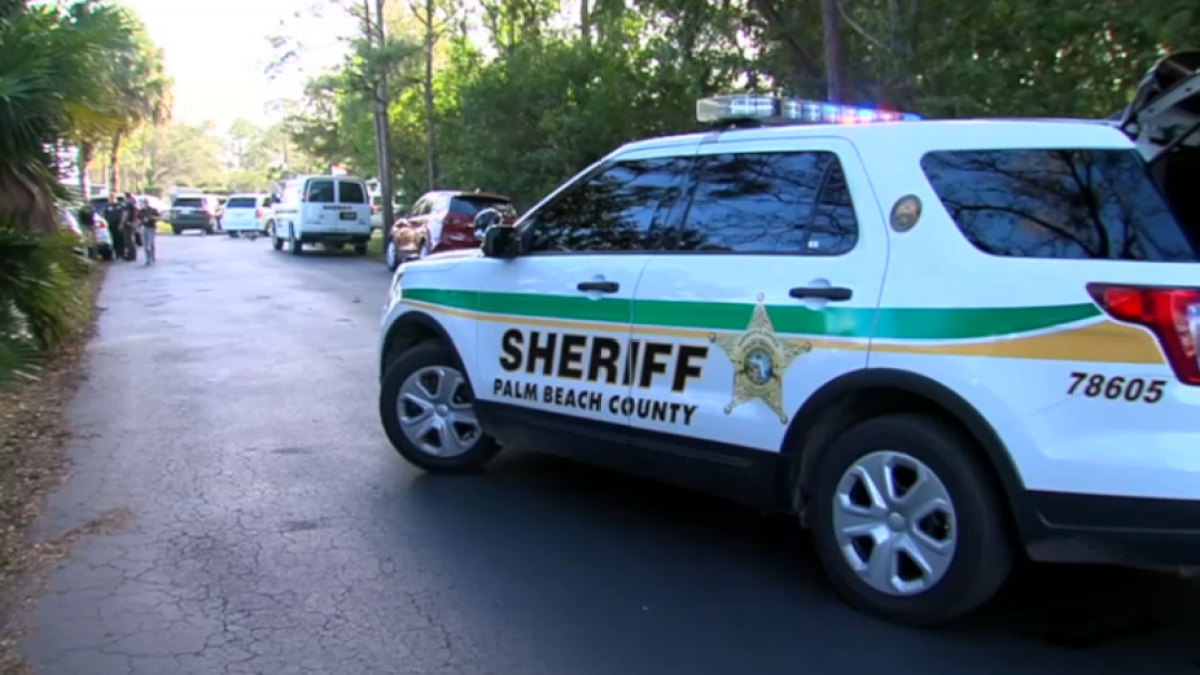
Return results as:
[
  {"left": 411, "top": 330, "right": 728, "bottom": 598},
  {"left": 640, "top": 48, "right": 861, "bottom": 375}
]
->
[{"left": 378, "top": 52, "right": 1200, "bottom": 626}]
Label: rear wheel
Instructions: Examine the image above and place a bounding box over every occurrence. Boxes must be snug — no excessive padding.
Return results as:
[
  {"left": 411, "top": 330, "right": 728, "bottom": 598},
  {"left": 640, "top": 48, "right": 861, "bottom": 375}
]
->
[
  {"left": 173, "top": 227, "right": 181, "bottom": 236},
  {"left": 379, "top": 343, "right": 499, "bottom": 473},
  {"left": 807, "top": 414, "right": 1012, "bottom": 626},
  {"left": 288, "top": 227, "right": 302, "bottom": 256},
  {"left": 229, "top": 231, "right": 240, "bottom": 238}
]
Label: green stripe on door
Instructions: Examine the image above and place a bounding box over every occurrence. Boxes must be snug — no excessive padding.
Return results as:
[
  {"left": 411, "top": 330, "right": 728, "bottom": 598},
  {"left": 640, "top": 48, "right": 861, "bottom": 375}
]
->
[{"left": 402, "top": 288, "right": 1102, "bottom": 341}]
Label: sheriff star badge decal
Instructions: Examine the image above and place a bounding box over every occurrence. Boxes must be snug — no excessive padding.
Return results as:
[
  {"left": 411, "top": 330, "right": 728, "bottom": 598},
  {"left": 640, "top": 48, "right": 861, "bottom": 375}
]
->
[{"left": 709, "top": 294, "right": 812, "bottom": 424}]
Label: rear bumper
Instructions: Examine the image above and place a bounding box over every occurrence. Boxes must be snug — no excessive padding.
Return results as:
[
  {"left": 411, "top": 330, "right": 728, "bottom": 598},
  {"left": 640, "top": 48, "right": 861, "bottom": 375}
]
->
[
  {"left": 172, "top": 218, "right": 216, "bottom": 230},
  {"left": 299, "top": 231, "right": 370, "bottom": 244},
  {"left": 223, "top": 221, "right": 260, "bottom": 232},
  {"left": 1023, "top": 490, "right": 1200, "bottom": 568}
]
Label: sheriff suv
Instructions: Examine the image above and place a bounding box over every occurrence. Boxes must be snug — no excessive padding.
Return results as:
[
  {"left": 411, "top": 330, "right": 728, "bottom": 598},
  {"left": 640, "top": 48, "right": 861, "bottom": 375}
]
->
[{"left": 377, "top": 52, "right": 1200, "bottom": 626}]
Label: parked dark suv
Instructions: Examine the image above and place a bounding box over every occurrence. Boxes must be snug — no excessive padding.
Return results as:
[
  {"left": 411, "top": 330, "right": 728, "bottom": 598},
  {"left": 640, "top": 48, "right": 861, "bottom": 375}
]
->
[{"left": 169, "top": 195, "right": 221, "bottom": 235}]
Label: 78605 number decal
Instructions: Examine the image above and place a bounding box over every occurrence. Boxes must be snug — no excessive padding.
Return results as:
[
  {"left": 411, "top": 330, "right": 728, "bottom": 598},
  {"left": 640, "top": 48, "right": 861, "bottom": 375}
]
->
[{"left": 1067, "top": 372, "right": 1167, "bottom": 404}]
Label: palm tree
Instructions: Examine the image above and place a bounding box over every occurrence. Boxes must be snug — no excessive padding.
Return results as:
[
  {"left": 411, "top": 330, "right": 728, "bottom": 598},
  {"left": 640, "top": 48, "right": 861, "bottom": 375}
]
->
[
  {"left": 0, "top": 1, "right": 167, "bottom": 378},
  {"left": 106, "top": 26, "right": 172, "bottom": 194}
]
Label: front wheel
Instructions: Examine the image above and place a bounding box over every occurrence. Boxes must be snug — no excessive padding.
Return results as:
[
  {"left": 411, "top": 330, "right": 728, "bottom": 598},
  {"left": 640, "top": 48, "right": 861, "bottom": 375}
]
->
[
  {"left": 379, "top": 343, "right": 499, "bottom": 473},
  {"left": 807, "top": 414, "right": 1012, "bottom": 627},
  {"left": 385, "top": 237, "right": 400, "bottom": 271}
]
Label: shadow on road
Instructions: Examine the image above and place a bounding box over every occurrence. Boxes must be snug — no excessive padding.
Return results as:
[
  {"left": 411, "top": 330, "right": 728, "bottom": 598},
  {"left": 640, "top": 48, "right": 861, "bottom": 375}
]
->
[{"left": 381, "top": 450, "right": 1200, "bottom": 674}]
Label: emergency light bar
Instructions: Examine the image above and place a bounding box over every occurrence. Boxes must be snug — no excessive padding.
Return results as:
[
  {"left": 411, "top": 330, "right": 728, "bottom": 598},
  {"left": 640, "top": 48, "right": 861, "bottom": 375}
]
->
[{"left": 696, "top": 94, "right": 921, "bottom": 125}]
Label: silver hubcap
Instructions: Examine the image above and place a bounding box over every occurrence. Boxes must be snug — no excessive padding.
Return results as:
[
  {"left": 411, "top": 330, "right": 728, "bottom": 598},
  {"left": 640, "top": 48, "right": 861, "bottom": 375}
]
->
[
  {"left": 396, "top": 366, "right": 481, "bottom": 457},
  {"left": 832, "top": 451, "right": 957, "bottom": 596},
  {"left": 386, "top": 241, "right": 396, "bottom": 267}
]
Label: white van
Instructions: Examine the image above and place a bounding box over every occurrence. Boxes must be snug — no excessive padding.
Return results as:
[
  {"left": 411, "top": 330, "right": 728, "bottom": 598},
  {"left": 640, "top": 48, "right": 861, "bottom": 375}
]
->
[
  {"left": 221, "top": 193, "right": 272, "bottom": 238},
  {"left": 270, "top": 175, "right": 372, "bottom": 255}
]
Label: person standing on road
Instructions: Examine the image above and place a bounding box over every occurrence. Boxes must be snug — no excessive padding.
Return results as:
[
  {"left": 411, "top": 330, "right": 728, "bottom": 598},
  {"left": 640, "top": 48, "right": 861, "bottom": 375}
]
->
[
  {"left": 102, "top": 195, "right": 126, "bottom": 260},
  {"left": 139, "top": 198, "right": 160, "bottom": 265},
  {"left": 121, "top": 193, "right": 140, "bottom": 261}
]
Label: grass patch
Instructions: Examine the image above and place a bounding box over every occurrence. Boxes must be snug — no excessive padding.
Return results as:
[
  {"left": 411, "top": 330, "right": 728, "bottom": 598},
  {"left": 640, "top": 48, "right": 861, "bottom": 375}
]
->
[
  {"left": 0, "top": 262, "right": 107, "bottom": 674},
  {"left": 366, "top": 229, "right": 384, "bottom": 258}
]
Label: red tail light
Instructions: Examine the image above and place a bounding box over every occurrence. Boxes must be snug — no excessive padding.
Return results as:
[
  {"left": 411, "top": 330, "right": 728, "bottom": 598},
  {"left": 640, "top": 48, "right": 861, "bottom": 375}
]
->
[
  {"left": 1088, "top": 283, "right": 1200, "bottom": 385},
  {"left": 256, "top": 208, "right": 263, "bottom": 218},
  {"left": 443, "top": 213, "right": 471, "bottom": 228}
]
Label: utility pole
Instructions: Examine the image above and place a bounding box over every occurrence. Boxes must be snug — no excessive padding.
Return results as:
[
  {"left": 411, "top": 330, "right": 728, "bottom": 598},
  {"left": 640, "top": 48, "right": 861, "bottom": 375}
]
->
[{"left": 821, "top": 0, "right": 845, "bottom": 103}]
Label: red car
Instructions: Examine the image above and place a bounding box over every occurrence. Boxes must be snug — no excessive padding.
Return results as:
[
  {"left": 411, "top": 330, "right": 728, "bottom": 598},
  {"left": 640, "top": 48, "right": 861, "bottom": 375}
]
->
[{"left": 386, "top": 190, "right": 516, "bottom": 270}]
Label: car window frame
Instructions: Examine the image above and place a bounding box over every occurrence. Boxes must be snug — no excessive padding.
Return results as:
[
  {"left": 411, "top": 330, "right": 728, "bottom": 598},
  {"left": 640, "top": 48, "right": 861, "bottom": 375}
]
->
[
  {"left": 305, "top": 179, "right": 337, "bottom": 204},
  {"left": 337, "top": 180, "right": 368, "bottom": 205},
  {"left": 513, "top": 152, "right": 695, "bottom": 257},
  {"left": 661, "top": 147, "right": 862, "bottom": 257}
]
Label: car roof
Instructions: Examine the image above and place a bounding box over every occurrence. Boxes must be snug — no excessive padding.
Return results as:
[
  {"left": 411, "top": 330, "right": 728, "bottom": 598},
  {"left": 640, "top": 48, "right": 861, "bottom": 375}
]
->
[
  {"left": 609, "top": 118, "right": 1133, "bottom": 159},
  {"left": 422, "top": 190, "right": 511, "bottom": 202}
]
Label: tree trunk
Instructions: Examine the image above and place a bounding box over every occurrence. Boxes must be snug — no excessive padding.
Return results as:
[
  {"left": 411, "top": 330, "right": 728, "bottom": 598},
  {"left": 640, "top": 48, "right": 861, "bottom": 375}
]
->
[
  {"left": 375, "top": 0, "right": 396, "bottom": 233},
  {"left": 109, "top": 132, "right": 124, "bottom": 194},
  {"left": 820, "top": 0, "right": 844, "bottom": 103},
  {"left": 580, "top": 0, "right": 589, "bottom": 47},
  {"left": 77, "top": 142, "right": 93, "bottom": 198},
  {"left": 422, "top": 0, "right": 437, "bottom": 191}
]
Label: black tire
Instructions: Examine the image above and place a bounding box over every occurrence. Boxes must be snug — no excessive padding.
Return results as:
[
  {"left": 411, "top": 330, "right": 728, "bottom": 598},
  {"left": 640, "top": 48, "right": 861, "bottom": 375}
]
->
[
  {"left": 288, "top": 227, "right": 302, "bottom": 255},
  {"left": 99, "top": 247, "right": 114, "bottom": 261},
  {"left": 807, "top": 414, "right": 1012, "bottom": 626},
  {"left": 379, "top": 342, "right": 500, "bottom": 473},
  {"left": 173, "top": 227, "right": 181, "bottom": 236},
  {"left": 385, "top": 237, "right": 401, "bottom": 271},
  {"left": 230, "top": 231, "right": 240, "bottom": 238},
  {"left": 354, "top": 243, "right": 368, "bottom": 255}
]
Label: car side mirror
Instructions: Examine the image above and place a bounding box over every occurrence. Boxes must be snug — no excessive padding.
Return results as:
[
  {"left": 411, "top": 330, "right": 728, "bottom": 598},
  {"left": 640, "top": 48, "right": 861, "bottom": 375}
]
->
[
  {"left": 482, "top": 225, "right": 519, "bottom": 258},
  {"left": 473, "top": 208, "right": 501, "bottom": 239}
]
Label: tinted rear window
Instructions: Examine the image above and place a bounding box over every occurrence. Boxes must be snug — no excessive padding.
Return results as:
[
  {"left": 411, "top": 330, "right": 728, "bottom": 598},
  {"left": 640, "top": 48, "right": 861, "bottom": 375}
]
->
[
  {"left": 173, "top": 198, "right": 203, "bottom": 208},
  {"left": 451, "top": 196, "right": 512, "bottom": 216},
  {"left": 225, "top": 197, "right": 257, "bottom": 209},
  {"left": 922, "top": 149, "right": 1200, "bottom": 262},
  {"left": 306, "top": 180, "right": 336, "bottom": 203},
  {"left": 338, "top": 181, "right": 367, "bottom": 204}
]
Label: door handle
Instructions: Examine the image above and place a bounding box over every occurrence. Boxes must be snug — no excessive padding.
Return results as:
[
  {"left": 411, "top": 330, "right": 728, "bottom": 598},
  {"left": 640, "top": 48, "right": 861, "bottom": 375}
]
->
[
  {"left": 577, "top": 281, "right": 620, "bottom": 293},
  {"left": 789, "top": 286, "right": 853, "bottom": 301}
]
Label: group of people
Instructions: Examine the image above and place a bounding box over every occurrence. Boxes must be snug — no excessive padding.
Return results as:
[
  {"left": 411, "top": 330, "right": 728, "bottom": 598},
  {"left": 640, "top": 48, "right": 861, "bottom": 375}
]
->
[{"left": 79, "top": 192, "right": 160, "bottom": 265}]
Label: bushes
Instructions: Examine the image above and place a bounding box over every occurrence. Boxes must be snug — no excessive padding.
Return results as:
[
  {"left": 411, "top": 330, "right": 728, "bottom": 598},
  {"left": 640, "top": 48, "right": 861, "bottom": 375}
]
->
[{"left": 0, "top": 226, "right": 93, "bottom": 385}]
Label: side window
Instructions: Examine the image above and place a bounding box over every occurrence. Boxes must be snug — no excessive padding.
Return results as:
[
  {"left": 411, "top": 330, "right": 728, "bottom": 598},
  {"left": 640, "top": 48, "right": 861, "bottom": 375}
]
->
[
  {"left": 921, "top": 149, "right": 1199, "bottom": 261},
  {"left": 410, "top": 199, "right": 428, "bottom": 216},
  {"left": 526, "top": 156, "right": 690, "bottom": 253},
  {"left": 677, "top": 151, "right": 858, "bottom": 255},
  {"left": 338, "top": 181, "right": 367, "bottom": 204},
  {"left": 306, "top": 180, "right": 336, "bottom": 204}
]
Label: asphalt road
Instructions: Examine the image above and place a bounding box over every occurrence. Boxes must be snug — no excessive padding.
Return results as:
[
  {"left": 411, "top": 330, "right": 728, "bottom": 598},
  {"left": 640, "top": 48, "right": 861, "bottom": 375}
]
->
[{"left": 20, "top": 234, "right": 1200, "bottom": 675}]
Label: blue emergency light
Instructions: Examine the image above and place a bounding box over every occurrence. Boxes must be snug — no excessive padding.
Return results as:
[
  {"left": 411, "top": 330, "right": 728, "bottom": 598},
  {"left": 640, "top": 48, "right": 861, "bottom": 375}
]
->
[{"left": 696, "top": 94, "right": 921, "bottom": 125}]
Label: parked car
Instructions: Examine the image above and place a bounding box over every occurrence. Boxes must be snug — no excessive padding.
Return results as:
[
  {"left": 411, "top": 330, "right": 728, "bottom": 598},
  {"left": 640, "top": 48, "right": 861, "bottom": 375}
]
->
[
  {"left": 58, "top": 207, "right": 90, "bottom": 258},
  {"left": 386, "top": 190, "right": 515, "bottom": 270},
  {"left": 169, "top": 195, "right": 221, "bottom": 235},
  {"left": 370, "top": 194, "right": 403, "bottom": 231},
  {"left": 221, "top": 193, "right": 273, "bottom": 238},
  {"left": 84, "top": 198, "right": 115, "bottom": 260},
  {"left": 270, "top": 175, "right": 372, "bottom": 255}
]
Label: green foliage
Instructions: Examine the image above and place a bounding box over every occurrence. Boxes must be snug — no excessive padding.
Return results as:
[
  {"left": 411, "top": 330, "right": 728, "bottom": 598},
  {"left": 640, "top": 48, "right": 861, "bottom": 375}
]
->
[
  {"left": 0, "top": 1, "right": 166, "bottom": 381},
  {"left": 0, "top": 228, "right": 92, "bottom": 385},
  {"left": 280, "top": 0, "right": 1199, "bottom": 212}
]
